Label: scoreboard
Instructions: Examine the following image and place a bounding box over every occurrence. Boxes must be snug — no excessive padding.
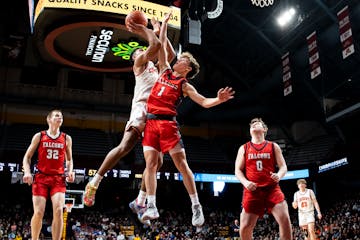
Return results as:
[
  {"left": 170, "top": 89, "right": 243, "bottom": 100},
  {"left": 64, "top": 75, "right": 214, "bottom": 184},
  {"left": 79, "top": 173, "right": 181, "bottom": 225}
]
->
[{"left": 0, "top": 162, "right": 309, "bottom": 183}]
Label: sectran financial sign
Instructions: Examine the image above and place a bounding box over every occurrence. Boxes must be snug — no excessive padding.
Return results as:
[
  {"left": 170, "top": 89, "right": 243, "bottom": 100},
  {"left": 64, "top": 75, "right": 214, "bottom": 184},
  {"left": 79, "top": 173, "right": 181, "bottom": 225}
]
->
[{"left": 32, "top": 0, "right": 181, "bottom": 72}]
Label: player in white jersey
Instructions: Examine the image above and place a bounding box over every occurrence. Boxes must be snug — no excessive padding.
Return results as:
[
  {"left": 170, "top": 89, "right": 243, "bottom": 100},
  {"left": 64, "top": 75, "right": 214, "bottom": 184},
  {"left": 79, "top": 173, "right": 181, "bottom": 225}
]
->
[
  {"left": 292, "top": 179, "right": 322, "bottom": 240},
  {"left": 83, "top": 18, "right": 175, "bottom": 226}
]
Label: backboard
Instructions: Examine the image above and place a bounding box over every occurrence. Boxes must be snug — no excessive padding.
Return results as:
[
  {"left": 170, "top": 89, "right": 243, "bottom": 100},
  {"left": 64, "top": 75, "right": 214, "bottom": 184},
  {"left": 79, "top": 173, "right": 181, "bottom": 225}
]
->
[{"left": 65, "top": 189, "right": 84, "bottom": 209}]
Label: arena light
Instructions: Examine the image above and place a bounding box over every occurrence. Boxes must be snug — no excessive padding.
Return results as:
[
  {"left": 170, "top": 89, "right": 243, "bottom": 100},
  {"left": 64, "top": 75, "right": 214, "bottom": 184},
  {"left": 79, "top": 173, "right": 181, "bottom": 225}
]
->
[
  {"left": 213, "top": 181, "right": 225, "bottom": 196},
  {"left": 277, "top": 7, "right": 296, "bottom": 27}
]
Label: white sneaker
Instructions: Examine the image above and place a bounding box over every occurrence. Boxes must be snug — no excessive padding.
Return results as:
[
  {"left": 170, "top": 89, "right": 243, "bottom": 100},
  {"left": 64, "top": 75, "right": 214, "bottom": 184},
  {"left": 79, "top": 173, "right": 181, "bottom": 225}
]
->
[
  {"left": 137, "top": 209, "right": 151, "bottom": 226},
  {"left": 129, "top": 199, "right": 145, "bottom": 214},
  {"left": 192, "top": 204, "right": 205, "bottom": 227},
  {"left": 141, "top": 203, "right": 159, "bottom": 221},
  {"left": 129, "top": 200, "right": 151, "bottom": 226}
]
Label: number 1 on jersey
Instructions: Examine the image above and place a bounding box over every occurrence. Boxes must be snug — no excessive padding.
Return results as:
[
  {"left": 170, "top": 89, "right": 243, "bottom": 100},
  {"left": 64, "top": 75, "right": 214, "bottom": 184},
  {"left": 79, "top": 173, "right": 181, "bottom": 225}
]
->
[{"left": 157, "top": 86, "right": 165, "bottom": 96}]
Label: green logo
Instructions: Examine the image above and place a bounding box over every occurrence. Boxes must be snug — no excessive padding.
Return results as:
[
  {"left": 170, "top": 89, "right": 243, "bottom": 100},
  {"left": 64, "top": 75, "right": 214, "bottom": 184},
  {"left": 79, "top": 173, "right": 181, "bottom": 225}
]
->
[{"left": 111, "top": 41, "right": 147, "bottom": 60}]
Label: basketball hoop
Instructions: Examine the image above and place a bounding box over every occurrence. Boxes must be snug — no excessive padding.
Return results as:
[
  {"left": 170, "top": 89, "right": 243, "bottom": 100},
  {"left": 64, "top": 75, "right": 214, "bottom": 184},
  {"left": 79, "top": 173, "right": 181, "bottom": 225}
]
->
[
  {"left": 65, "top": 203, "right": 73, "bottom": 213},
  {"left": 251, "top": 0, "right": 274, "bottom": 8},
  {"left": 64, "top": 198, "right": 75, "bottom": 213}
]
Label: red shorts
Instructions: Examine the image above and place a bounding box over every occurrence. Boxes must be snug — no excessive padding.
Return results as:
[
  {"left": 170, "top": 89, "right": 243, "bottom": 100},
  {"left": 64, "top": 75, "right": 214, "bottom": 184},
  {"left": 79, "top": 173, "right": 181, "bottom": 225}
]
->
[
  {"left": 32, "top": 173, "right": 66, "bottom": 198},
  {"left": 242, "top": 184, "right": 285, "bottom": 217},
  {"left": 142, "top": 119, "right": 181, "bottom": 153}
]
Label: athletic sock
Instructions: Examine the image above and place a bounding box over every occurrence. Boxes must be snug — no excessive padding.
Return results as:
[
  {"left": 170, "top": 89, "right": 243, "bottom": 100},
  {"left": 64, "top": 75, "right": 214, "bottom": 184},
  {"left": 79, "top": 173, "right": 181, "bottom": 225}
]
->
[
  {"left": 190, "top": 193, "right": 200, "bottom": 207},
  {"left": 90, "top": 173, "right": 103, "bottom": 188},
  {"left": 147, "top": 195, "right": 156, "bottom": 207},
  {"left": 136, "top": 190, "right": 147, "bottom": 207}
]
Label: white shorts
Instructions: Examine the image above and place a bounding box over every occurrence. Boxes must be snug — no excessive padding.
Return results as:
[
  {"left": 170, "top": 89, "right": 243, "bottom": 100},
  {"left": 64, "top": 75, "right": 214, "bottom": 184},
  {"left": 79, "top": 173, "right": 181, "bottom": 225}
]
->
[
  {"left": 298, "top": 211, "right": 315, "bottom": 227},
  {"left": 125, "top": 102, "right": 147, "bottom": 133}
]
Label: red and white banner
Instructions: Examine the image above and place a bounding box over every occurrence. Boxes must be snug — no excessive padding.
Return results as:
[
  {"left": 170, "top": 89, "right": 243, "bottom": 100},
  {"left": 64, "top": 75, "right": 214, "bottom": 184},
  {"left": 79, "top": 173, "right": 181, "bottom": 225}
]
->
[
  {"left": 306, "top": 31, "right": 321, "bottom": 79},
  {"left": 282, "top": 52, "right": 292, "bottom": 96},
  {"left": 337, "top": 5, "right": 355, "bottom": 59}
]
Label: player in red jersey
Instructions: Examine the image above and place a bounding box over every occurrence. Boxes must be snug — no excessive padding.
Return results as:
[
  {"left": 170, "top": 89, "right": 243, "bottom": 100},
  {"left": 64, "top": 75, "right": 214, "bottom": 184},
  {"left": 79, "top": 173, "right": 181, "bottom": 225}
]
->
[
  {"left": 82, "top": 18, "right": 176, "bottom": 226},
  {"left": 140, "top": 12, "right": 235, "bottom": 227},
  {"left": 235, "top": 118, "right": 292, "bottom": 240},
  {"left": 23, "top": 109, "right": 75, "bottom": 240}
]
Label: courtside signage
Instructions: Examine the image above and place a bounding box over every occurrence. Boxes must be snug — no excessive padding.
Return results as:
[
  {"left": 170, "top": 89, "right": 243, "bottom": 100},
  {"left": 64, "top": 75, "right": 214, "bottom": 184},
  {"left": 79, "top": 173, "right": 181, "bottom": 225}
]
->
[
  {"left": 318, "top": 157, "right": 348, "bottom": 173},
  {"left": 177, "top": 169, "right": 310, "bottom": 183},
  {"left": 32, "top": 0, "right": 181, "bottom": 72},
  {"left": 34, "top": 0, "right": 181, "bottom": 28}
]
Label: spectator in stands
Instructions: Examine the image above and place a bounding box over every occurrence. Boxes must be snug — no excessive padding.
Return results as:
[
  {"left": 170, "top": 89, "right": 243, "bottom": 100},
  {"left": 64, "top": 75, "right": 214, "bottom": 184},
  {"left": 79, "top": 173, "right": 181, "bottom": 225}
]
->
[
  {"left": 140, "top": 12, "right": 235, "bottom": 227},
  {"left": 22, "top": 109, "right": 75, "bottom": 240},
  {"left": 234, "top": 117, "right": 292, "bottom": 240},
  {"left": 230, "top": 219, "right": 240, "bottom": 240},
  {"left": 82, "top": 15, "right": 176, "bottom": 227},
  {"left": 292, "top": 178, "right": 322, "bottom": 240}
]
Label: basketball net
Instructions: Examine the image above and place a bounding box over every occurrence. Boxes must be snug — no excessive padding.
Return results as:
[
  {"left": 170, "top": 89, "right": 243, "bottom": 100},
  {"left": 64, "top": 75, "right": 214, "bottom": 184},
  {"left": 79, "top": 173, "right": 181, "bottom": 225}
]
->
[
  {"left": 65, "top": 203, "right": 73, "bottom": 213},
  {"left": 251, "top": 0, "right": 274, "bottom": 8}
]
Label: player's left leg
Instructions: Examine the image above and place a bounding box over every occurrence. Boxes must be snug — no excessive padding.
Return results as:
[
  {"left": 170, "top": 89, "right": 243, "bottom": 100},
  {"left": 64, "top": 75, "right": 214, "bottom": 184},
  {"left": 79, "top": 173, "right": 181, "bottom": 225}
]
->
[
  {"left": 50, "top": 192, "right": 65, "bottom": 240},
  {"left": 271, "top": 201, "right": 293, "bottom": 240},
  {"left": 170, "top": 145, "right": 204, "bottom": 227}
]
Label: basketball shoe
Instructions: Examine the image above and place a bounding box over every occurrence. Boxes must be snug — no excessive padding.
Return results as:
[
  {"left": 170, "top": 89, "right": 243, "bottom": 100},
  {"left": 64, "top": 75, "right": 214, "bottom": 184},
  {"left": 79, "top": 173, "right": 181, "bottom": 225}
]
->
[
  {"left": 192, "top": 204, "right": 205, "bottom": 227},
  {"left": 83, "top": 183, "right": 97, "bottom": 207},
  {"left": 137, "top": 208, "right": 151, "bottom": 226},
  {"left": 129, "top": 200, "right": 151, "bottom": 226},
  {"left": 141, "top": 203, "right": 159, "bottom": 221}
]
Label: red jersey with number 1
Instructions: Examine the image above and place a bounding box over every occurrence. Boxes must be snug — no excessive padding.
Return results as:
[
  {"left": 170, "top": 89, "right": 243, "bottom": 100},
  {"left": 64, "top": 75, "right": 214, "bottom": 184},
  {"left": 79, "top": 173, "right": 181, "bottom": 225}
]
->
[
  {"left": 37, "top": 131, "right": 67, "bottom": 175},
  {"left": 244, "top": 141, "right": 276, "bottom": 187},
  {"left": 147, "top": 68, "right": 187, "bottom": 116}
]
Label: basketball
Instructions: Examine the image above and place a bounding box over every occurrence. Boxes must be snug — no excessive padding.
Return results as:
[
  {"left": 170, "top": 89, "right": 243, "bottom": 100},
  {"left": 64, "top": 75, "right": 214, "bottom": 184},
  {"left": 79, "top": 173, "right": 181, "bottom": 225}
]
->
[{"left": 125, "top": 10, "right": 148, "bottom": 28}]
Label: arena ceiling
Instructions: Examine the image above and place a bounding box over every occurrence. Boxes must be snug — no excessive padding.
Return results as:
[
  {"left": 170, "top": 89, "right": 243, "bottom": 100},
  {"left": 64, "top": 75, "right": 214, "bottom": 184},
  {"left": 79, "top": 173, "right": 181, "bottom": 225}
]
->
[{"left": 1, "top": 0, "right": 360, "bottom": 132}]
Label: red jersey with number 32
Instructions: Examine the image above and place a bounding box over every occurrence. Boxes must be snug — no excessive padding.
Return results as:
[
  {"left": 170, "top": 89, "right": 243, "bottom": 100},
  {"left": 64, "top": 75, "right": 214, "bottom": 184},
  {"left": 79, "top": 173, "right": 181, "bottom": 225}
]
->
[
  {"left": 37, "top": 131, "right": 67, "bottom": 175},
  {"left": 147, "top": 68, "right": 187, "bottom": 115},
  {"left": 244, "top": 141, "right": 276, "bottom": 187}
]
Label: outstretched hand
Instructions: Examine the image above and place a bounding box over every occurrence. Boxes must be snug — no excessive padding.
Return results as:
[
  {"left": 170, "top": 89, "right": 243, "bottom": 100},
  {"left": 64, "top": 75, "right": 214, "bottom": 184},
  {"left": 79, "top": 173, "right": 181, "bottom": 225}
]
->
[
  {"left": 163, "top": 10, "right": 173, "bottom": 24},
  {"left": 150, "top": 17, "right": 160, "bottom": 35},
  {"left": 126, "top": 20, "right": 147, "bottom": 34},
  {"left": 217, "top": 87, "right": 235, "bottom": 102}
]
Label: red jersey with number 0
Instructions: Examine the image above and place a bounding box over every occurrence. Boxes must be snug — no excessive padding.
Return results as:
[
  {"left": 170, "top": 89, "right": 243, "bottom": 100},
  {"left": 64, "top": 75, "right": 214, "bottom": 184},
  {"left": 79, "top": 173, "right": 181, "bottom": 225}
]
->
[
  {"left": 37, "top": 131, "right": 67, "bottom": 175},
  {"left": 244, "top": 141, "right": 276, "bottom": 187},
  {"left": 147, "top": 68, "right": 187, "bottom": 115}
]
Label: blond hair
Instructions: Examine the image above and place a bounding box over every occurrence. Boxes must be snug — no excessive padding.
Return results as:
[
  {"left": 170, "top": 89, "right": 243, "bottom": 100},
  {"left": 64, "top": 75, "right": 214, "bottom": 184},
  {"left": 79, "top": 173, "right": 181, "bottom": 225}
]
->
[
  {"left": 296, "top": 179, "right": 307, "bottom": 185},
  {"left": 180, "top": 52, "right": 200, "bottom": 79}
]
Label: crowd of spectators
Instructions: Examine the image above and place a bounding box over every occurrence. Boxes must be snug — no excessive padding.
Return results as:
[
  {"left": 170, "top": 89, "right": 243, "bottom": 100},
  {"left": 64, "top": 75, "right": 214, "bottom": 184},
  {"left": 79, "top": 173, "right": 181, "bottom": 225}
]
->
[{"left": 0, "top": 193, "right": 358, "bottom": 239}]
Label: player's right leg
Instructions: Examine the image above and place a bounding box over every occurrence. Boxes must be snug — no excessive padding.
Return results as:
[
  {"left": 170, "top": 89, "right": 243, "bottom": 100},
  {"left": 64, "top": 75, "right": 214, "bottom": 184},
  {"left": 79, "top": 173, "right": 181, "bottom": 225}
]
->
[
  {"left": 130, "top": 154, "right": 163, "bottom": 226},
  {"left": 140, "top": 148, "right": 160, "bottom": 221},
  {"left": 129, "top": 168, "right": 149, "bottom": 226},
  {"left": 83, "top": 128, "right": 140, "bottom": 207},
  {"left": 239, "top": 209, "right": 259, "bottom": 240},
  {"left": 31, "top": 195, "right": 47, "bottom": 240}
]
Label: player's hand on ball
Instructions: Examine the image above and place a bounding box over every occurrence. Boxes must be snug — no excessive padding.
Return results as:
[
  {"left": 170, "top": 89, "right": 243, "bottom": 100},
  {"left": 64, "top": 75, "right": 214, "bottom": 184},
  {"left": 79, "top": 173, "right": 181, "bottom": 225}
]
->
[{"left": 126, "top": 20, "right": 146, "bottom": 33}]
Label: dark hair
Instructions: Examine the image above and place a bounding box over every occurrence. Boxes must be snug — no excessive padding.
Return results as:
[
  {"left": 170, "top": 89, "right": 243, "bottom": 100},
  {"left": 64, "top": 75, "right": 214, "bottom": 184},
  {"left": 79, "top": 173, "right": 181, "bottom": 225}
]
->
[{"left": 129, "top": 48, "right": 143, "bottom": 63}]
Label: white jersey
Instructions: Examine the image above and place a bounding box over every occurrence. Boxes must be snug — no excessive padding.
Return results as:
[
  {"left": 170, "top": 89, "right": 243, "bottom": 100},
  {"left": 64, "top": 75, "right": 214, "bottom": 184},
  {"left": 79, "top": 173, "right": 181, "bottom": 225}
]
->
[
  {"left": 293, "top": 189, "right": 315, "bottom": 213},
  {"left": 132, "top": 61, "right": 158, "bottom": 105},
  {"left": 125, "top": 61, "right": 159, "bottom": 133}
]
